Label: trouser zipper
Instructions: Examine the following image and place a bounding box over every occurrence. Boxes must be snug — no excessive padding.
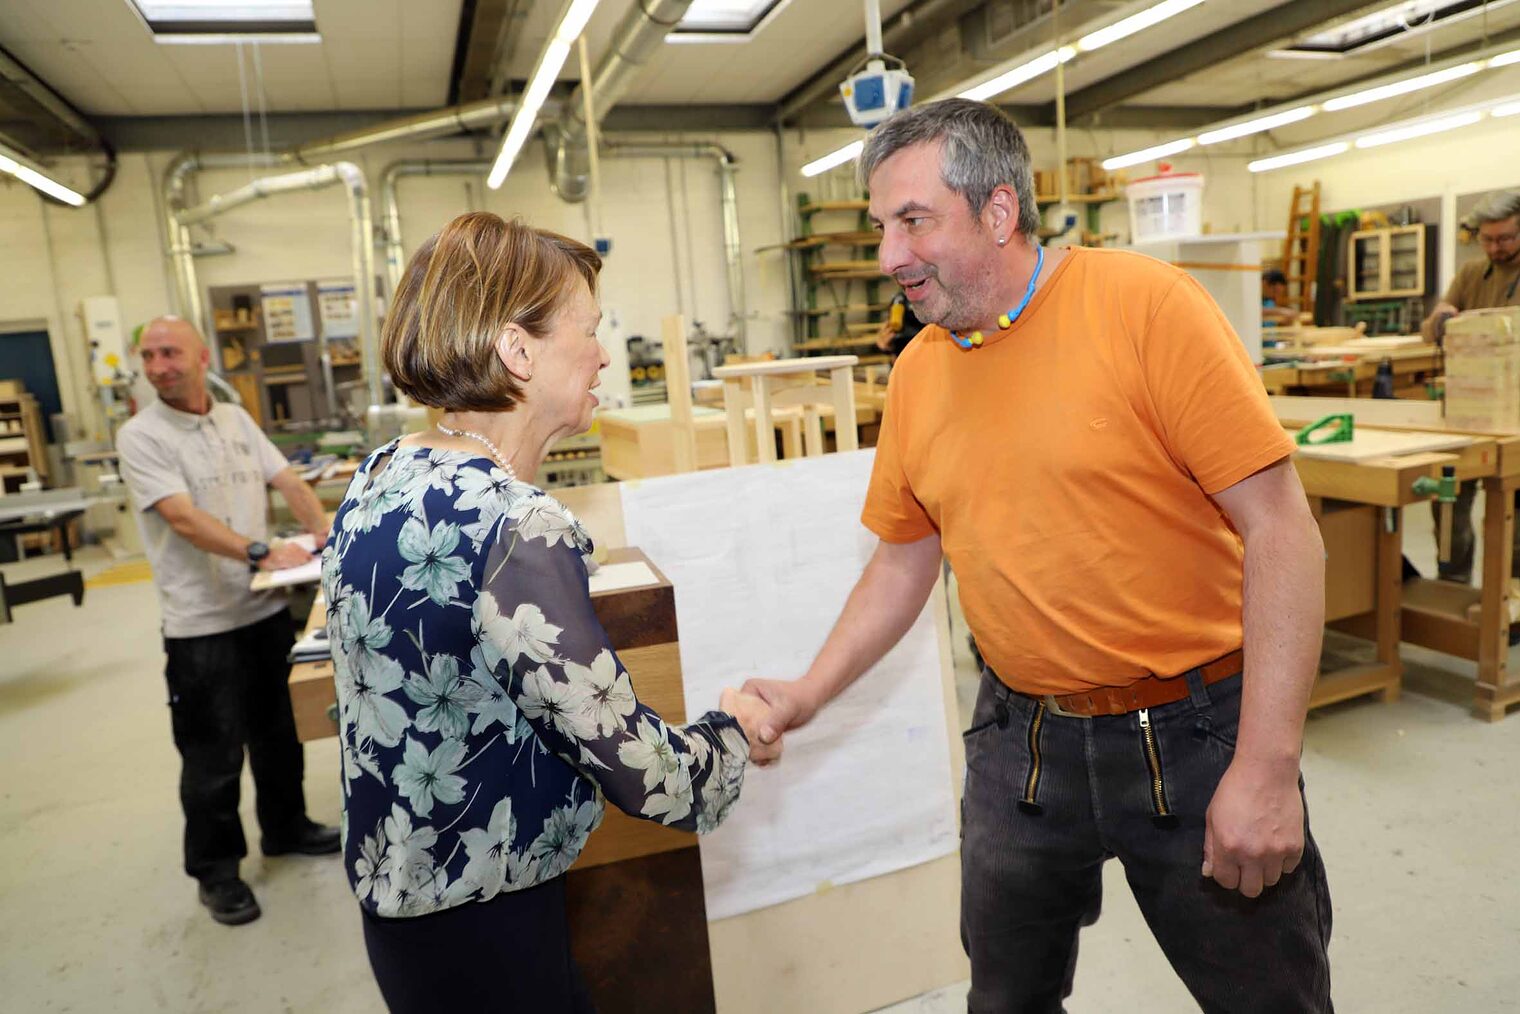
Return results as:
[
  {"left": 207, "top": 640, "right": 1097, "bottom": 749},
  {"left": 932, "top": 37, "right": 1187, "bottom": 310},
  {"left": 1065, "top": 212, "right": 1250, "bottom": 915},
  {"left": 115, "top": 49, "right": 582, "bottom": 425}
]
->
[
  {"left": 1018, "top": 702, "right": 1045, "bottom": 815},
  {"left": 1138, "top": 708, "right": 1178, "bottom": 829}
]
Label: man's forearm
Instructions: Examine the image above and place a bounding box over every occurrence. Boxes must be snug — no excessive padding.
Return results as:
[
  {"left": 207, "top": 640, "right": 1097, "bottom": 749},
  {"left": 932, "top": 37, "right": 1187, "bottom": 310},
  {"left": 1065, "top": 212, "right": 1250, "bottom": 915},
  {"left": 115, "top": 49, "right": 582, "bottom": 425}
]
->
[
  {"left": 799, "top": 537, "right": 941, "bottom": 707},
  {"left": 168, "top": 507, "right": 254, "bottom": 563},
  {"left": 1236, "top": 512, "right": 1325, "bottom": 769},
  {"left": 271, "top": 469, "right": 330, "bottom": 540}
]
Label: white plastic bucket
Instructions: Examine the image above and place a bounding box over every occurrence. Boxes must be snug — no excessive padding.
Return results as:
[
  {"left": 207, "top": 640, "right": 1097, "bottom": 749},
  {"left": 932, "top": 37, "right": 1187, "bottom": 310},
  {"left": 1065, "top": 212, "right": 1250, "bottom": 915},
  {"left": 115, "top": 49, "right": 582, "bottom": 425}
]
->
[{"left": 1126, "top": 171, "right": 1205, "bottom": 242}]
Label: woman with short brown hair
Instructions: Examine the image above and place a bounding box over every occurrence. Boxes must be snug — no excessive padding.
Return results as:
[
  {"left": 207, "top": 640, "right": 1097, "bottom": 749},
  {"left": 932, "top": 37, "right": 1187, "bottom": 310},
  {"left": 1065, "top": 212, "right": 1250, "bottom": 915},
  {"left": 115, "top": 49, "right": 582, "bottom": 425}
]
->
[{"left": 323, "top": 212, "right": 774, "bottom": 1011}]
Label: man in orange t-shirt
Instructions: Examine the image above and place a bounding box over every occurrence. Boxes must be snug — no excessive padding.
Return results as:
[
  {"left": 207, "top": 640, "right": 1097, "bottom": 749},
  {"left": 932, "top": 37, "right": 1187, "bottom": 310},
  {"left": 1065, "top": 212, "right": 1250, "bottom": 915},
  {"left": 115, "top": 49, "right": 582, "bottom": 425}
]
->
[{"left": 744, "top": 99, "right": 1332, "bottom": 1012}]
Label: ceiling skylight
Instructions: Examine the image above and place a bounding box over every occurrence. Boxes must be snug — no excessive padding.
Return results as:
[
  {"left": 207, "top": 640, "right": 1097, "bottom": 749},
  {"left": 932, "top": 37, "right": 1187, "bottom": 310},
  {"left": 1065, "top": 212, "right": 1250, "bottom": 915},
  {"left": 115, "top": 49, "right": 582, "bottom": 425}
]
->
[
  {"left": 668, "top": 0, "right": 789, "bottom": 43},
  {"left": 125, "top": 0, "right": 320, "bottom": 43},
  {"left": 1275, "top": 0, "right": 1518, "bottom": 57}
]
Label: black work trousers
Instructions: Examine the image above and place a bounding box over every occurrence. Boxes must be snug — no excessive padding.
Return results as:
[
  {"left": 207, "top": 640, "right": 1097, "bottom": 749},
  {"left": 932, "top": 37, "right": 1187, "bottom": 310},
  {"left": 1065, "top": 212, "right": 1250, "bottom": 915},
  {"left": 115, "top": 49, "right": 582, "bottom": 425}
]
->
[{"left": 163, "top": 609, "right": 306, "bottom": 884}]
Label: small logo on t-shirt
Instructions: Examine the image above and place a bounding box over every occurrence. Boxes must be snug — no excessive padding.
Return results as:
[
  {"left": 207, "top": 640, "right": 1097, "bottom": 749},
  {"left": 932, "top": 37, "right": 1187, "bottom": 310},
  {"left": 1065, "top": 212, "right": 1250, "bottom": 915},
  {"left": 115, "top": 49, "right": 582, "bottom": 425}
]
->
[{"left": 1089, "top": 417, "right": 1110, "bottom": 430}]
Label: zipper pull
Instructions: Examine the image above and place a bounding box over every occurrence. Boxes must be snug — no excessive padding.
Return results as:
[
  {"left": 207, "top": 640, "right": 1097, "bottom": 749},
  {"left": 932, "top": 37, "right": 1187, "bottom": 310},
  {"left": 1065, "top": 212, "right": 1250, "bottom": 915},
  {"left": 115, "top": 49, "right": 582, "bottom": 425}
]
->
[{"left": 1138, "top": 708, "right": 1151, "bottom": 729}]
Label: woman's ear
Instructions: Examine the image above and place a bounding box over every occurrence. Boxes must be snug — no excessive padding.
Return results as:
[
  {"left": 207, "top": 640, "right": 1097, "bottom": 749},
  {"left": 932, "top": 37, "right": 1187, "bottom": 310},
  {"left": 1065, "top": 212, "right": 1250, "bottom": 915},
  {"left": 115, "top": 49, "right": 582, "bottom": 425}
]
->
[{"left": 495, "top": 325, "right": 534, "bottom": 383}]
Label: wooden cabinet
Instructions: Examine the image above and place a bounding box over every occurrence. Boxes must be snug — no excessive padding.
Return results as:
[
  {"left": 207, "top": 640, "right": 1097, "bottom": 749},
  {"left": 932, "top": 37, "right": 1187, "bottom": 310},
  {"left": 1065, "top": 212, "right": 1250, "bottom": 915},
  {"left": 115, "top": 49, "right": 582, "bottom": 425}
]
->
[
  {"left": 0, "top": 385, "right": 50, "bottom": 491},
  {"left": 1348, "top": 224, "right": 1428, "bottom": 301}
]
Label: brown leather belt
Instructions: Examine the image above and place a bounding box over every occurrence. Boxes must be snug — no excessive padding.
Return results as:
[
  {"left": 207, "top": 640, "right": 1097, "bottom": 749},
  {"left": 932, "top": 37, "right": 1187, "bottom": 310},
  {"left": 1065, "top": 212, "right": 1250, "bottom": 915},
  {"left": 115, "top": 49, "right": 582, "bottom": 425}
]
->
[{"left": 1034, "top": 649, "right": 1244, "bottom": 718}]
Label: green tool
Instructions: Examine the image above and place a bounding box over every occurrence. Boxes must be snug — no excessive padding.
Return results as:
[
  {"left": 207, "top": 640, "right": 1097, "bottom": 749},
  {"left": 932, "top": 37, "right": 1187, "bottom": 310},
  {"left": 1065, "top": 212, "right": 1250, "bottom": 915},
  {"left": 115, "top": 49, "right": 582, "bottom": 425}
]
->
[{"left": 1295, "top": 413, "right": 1354, "bottom": 447}]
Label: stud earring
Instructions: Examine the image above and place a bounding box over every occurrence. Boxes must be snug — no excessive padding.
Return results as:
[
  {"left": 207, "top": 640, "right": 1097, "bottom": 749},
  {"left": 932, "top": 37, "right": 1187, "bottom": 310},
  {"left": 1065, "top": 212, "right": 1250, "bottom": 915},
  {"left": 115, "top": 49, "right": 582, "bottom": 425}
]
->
[{"left": 997, "top": 237, "right": 1007, "bottom": 247}]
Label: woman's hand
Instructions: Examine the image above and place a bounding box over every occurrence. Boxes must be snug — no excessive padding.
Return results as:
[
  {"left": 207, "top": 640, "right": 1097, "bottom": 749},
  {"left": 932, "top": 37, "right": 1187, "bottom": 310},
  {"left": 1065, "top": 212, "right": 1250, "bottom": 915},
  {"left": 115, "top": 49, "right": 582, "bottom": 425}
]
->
[{"left": 720, "top": 687, "right": 784, "bottom": 766}]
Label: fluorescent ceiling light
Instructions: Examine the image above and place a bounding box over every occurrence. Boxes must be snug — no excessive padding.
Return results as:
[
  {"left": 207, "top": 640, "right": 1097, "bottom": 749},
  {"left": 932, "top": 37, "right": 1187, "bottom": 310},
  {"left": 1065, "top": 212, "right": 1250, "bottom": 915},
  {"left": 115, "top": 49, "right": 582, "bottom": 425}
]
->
[
  {"left": 1101, "top": 138, "right": 1195, "bottom": 171},
  {"left": 1491, "top": 48, "right": 1520, "bottom": 68},
  {"left": 127, "top": 0, "right": 318, "bottom": 41},
  {"left": 1353, "top": 110, "right": 1484, "bottom": 148},
  {"left": 801, "top": 140, "right": 865, "bottom": 178},
  {"left": 1248, "top": 142, "right": 1351, "bottom": 173},
  {"left": 1323, "top": 61, "right": 1481, "bottom": 111},
  {"left": 1077, "top": 0, "right": 1204, "bottom": 52},
  {"left": 1197, "top": 105, "right": 1316, "bottom": 145},
  {"left": 1493, "top": 101, "right": 1520, "bottom": 117},
  {"left": 0, "top": 147, "right": 86, "bottom": 206},
  {"left": 488, "top": 0, "right": 600, "bottom": 190},
  {"left": 958, "top": 47, "right": 1075, "bottom": 102}
]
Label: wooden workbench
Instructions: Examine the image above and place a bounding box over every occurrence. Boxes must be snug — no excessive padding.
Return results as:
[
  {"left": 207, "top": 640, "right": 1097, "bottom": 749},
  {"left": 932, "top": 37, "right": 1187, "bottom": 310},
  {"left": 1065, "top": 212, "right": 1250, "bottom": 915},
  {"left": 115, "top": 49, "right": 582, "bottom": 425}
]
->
[
  {"left": 1291, "top": 440, "right": 1463, "bottom": 710},
  {"left": 1262, "top": 345, "right": 1441, "bottom": 398},
  {"left": 1275, "top": 395, "right": 1520, "bottom": 721}
]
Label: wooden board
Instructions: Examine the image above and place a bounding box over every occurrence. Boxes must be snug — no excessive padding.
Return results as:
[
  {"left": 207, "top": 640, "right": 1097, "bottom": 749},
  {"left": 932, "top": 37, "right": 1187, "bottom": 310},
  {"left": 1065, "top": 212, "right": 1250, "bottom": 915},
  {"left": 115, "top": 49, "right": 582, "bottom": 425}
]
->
[
  {"left": 1270, "top": 395, "right": 1443, "bottom": 429},
  {"left": 1291, "top": 427, "right": 1474, "bottom": 462}
]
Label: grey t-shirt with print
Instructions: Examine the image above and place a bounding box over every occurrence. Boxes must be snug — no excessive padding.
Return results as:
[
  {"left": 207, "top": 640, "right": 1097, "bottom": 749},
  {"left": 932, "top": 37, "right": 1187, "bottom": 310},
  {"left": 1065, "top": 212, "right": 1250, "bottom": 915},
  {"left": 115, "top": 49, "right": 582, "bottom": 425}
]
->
[{"left": 116, "top": 399, "right": 291, "bottom": 638}]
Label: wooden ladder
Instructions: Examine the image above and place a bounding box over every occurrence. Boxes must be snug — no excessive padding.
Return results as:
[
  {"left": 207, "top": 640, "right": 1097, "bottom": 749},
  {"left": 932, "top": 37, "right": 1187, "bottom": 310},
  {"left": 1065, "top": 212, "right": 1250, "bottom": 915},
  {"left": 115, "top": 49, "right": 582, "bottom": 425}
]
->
[{"left": 1282, "top": 182, "right": 1321, "bottom": 315}]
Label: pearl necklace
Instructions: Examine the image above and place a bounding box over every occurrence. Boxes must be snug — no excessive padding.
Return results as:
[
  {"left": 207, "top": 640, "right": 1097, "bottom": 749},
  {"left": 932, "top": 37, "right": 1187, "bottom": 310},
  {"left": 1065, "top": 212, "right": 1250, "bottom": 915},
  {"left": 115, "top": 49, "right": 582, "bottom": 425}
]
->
[{"left": 437, "top": 423, "right": 517, "bottom": 481}]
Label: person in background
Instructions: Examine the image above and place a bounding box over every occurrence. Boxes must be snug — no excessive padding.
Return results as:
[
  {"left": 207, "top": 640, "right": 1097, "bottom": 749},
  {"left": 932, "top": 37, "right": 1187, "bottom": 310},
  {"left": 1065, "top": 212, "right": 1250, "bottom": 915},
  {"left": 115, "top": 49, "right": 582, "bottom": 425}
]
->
[
  {"left": 1421, "top": 190, "right": 1520, "bottom": 586},
  {"left": 324, "top": 212, "right": 778, "bottom": 1012},
  {"left": 744, "top": 99, "right": 1332, "bottom": 1012},
  {"left": 115, "top": 316, "right": 339, "bottom": 927},
  {"left": 876, "top": 288, "right": 928, "bottom": 358},
  {"left": 1261, "top": 269, "right": 1299, "bottom": 326}
]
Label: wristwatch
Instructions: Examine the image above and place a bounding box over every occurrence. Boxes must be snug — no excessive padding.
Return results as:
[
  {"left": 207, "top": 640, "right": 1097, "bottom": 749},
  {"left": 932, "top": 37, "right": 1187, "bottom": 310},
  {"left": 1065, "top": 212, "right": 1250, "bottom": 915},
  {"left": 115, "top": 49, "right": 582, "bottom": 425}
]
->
[{"left": 246, "top": 540, "right": 270, "bottom": 571}]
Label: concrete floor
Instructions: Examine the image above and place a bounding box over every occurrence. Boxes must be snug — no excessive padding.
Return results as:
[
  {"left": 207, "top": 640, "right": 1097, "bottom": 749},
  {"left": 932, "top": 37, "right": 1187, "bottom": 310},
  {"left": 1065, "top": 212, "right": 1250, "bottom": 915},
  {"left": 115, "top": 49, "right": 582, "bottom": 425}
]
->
[{"left": 3, "top": 502, "right": 1519, "bottom": 1013}]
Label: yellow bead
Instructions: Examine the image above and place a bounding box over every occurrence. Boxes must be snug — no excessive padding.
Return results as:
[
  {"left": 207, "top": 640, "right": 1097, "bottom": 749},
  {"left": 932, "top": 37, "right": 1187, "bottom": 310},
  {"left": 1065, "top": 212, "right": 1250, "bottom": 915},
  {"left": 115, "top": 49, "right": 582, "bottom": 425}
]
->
[
  {"left": 971, "top": 331, "right": 984, "bottom": 346},
  {"left": 998, "top": 314, "right": 1011, "bottom": 329}
]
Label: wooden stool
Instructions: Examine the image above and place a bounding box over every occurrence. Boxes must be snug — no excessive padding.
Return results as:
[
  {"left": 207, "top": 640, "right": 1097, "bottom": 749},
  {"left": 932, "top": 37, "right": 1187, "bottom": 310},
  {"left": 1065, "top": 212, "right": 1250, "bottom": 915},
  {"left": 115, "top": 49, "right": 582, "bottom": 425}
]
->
[{"left": 711, "top": 355, "right": 859, "bottom": 466}]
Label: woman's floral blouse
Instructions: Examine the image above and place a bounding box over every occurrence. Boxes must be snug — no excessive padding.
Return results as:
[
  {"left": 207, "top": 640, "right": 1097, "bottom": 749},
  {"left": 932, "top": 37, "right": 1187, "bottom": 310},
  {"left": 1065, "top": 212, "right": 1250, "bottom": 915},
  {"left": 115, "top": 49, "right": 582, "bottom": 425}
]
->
[{"left": 322, "top": 440, "right": 749, "bottom": 918}]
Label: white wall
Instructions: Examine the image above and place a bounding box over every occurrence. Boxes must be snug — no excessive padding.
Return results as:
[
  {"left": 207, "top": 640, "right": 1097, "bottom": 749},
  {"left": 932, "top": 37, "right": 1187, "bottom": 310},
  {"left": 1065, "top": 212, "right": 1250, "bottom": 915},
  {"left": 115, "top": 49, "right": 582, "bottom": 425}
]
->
[{"left": 0, "top": 129, "right": 791, "bottom": 442}]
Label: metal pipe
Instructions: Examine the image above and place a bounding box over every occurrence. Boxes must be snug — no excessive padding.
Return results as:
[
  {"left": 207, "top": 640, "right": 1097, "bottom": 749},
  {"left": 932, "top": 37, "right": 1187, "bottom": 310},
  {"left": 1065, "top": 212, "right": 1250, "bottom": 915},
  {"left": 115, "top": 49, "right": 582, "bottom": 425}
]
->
[
  {"left": 379, "top": 138, "right": 749, "bottom": 351},
  {"left": 173, "top": 160, "right": 383, "bottom": 415},
  {"left": 550, "top": 0, "right": 695, "bottom": 201},
  {"left": 379, "top": 160, "right": 491, "bottom": 293},
  {"left": 286, "top": 95, "right": 544, "bottom": 165},
  {"left": 161, "top": 151, "right": 283, "bottom": 338}
]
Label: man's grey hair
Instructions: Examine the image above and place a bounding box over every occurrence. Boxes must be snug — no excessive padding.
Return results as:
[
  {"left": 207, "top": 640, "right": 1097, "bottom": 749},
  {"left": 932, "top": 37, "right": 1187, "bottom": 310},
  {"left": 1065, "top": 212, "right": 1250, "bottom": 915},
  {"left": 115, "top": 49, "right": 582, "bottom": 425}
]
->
[
  {"left": 859, "top": 98, "right": 1041, "bottom": 239},
  {"left": 1471, "top": 190, "right": 1520, "bottom": 226}
]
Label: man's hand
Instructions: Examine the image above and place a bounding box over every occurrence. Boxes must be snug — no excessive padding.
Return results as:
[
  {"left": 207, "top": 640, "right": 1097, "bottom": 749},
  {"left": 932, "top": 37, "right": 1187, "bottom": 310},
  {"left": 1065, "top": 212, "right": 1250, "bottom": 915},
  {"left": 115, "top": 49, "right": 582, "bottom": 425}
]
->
[
  {"left": 739, "top": 677, "right": 829, "bottom": 747},
  {"left": 720, "top": 688, "right": 783, "bottom": 766},
  {"left": 1202, "top": 758, "right": 1304, "bottom": 898},
  {"left": 259, "top": 541, "right": 315, "bottom": 571}
]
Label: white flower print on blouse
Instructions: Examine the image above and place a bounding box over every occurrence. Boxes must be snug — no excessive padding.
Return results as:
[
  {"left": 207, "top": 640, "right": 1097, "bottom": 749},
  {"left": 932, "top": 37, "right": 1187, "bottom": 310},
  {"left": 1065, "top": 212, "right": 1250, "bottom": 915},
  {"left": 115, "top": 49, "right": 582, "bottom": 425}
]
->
[
  {"left": 529, "top": 798, "right": 601, "bottom": 880},
  {"left": 617, "top": 715, "right": 684, "bottom": 793},
  {"left": 404, "top": 653, "right": 483, "bottom": 741},
  {"left": 391, "top": 736, "right": 468, "bottom": 817},
  {"left": 564, "top": 648, "right": 637, "bottom": 738},
  {"left": 474, "top": 595, "right": 561, "bottom": 666},
  {"left": 506, "top": 494, "right": 581, "bottom": 549},
  {"left": 518, "top": 665, "right": 596, "bottom": 742},
  {"left": 398, "top": 517, "right": 471, "bottom": 606}
]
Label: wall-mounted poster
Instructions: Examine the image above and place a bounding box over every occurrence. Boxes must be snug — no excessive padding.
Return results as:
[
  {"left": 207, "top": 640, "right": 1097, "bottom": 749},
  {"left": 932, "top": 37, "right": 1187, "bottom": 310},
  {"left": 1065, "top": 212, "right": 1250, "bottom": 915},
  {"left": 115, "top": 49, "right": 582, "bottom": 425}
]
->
[
  {"left": 316, "top": 280, "right": 359, "bottom": 339},
  {"left": 260, "top": 283, "right": 315, "bottom": 343}
]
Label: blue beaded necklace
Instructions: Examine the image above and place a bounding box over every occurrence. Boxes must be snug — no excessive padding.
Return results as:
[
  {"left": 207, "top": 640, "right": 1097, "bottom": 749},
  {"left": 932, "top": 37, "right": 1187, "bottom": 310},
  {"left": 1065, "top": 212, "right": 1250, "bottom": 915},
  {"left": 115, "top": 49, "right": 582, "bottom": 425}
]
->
[{"left": 950, "top": 244, "right": 1045, "bottom": 350}]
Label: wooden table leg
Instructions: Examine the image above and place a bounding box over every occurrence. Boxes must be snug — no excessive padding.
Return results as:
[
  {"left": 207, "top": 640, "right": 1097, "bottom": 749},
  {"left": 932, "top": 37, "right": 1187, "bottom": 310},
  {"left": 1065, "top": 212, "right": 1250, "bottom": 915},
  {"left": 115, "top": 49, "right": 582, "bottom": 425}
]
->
[
  {"left": 1375, "top": 506, "right": 1403, "bottom": 702},
  {"left": 1475, "top": 478, "right": 1517, "bottom": 721}
]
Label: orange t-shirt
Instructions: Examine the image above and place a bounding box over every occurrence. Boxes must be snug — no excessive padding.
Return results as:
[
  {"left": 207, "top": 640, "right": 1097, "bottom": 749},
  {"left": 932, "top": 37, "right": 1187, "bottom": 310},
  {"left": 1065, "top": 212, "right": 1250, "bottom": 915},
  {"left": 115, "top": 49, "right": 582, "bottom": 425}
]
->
[{"left": 862, "top": 247, "right": 1296, "bottom": 696}]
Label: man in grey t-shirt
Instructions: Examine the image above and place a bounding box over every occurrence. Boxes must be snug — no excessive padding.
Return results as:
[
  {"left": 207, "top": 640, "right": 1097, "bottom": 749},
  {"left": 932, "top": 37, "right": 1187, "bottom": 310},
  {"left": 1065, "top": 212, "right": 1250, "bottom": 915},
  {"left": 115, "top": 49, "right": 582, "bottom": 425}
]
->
[{"left": 117, "top": 316, "right": 339, "bottom": 926}]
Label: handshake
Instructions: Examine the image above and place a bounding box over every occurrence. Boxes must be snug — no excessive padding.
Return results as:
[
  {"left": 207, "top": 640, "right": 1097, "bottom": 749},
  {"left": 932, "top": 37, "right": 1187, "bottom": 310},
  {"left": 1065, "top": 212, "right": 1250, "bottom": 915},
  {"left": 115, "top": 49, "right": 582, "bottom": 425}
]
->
[{"left": 718, "top": 678, "right": 827, "bottom": 767}]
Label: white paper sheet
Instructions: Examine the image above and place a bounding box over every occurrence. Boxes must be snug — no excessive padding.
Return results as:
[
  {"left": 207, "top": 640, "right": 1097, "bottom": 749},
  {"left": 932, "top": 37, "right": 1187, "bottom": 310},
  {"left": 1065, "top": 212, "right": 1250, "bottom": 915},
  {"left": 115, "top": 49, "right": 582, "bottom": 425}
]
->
[
  {"left": 619, "top": 450, "right": 957, "bottom": 920},
  {"left": 587, "top": 560, "right": 660, "bottom": 595},
  {"left": 249, "top": 533, "right": 322, "bottom": 591}
]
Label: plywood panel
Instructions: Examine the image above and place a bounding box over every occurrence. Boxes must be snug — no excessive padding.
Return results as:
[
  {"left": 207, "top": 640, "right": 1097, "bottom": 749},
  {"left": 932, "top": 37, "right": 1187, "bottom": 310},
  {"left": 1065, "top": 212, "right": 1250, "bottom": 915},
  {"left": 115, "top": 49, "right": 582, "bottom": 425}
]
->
[{"left": 1292, "top": 428, "right": 1473, "bottom": 462}]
